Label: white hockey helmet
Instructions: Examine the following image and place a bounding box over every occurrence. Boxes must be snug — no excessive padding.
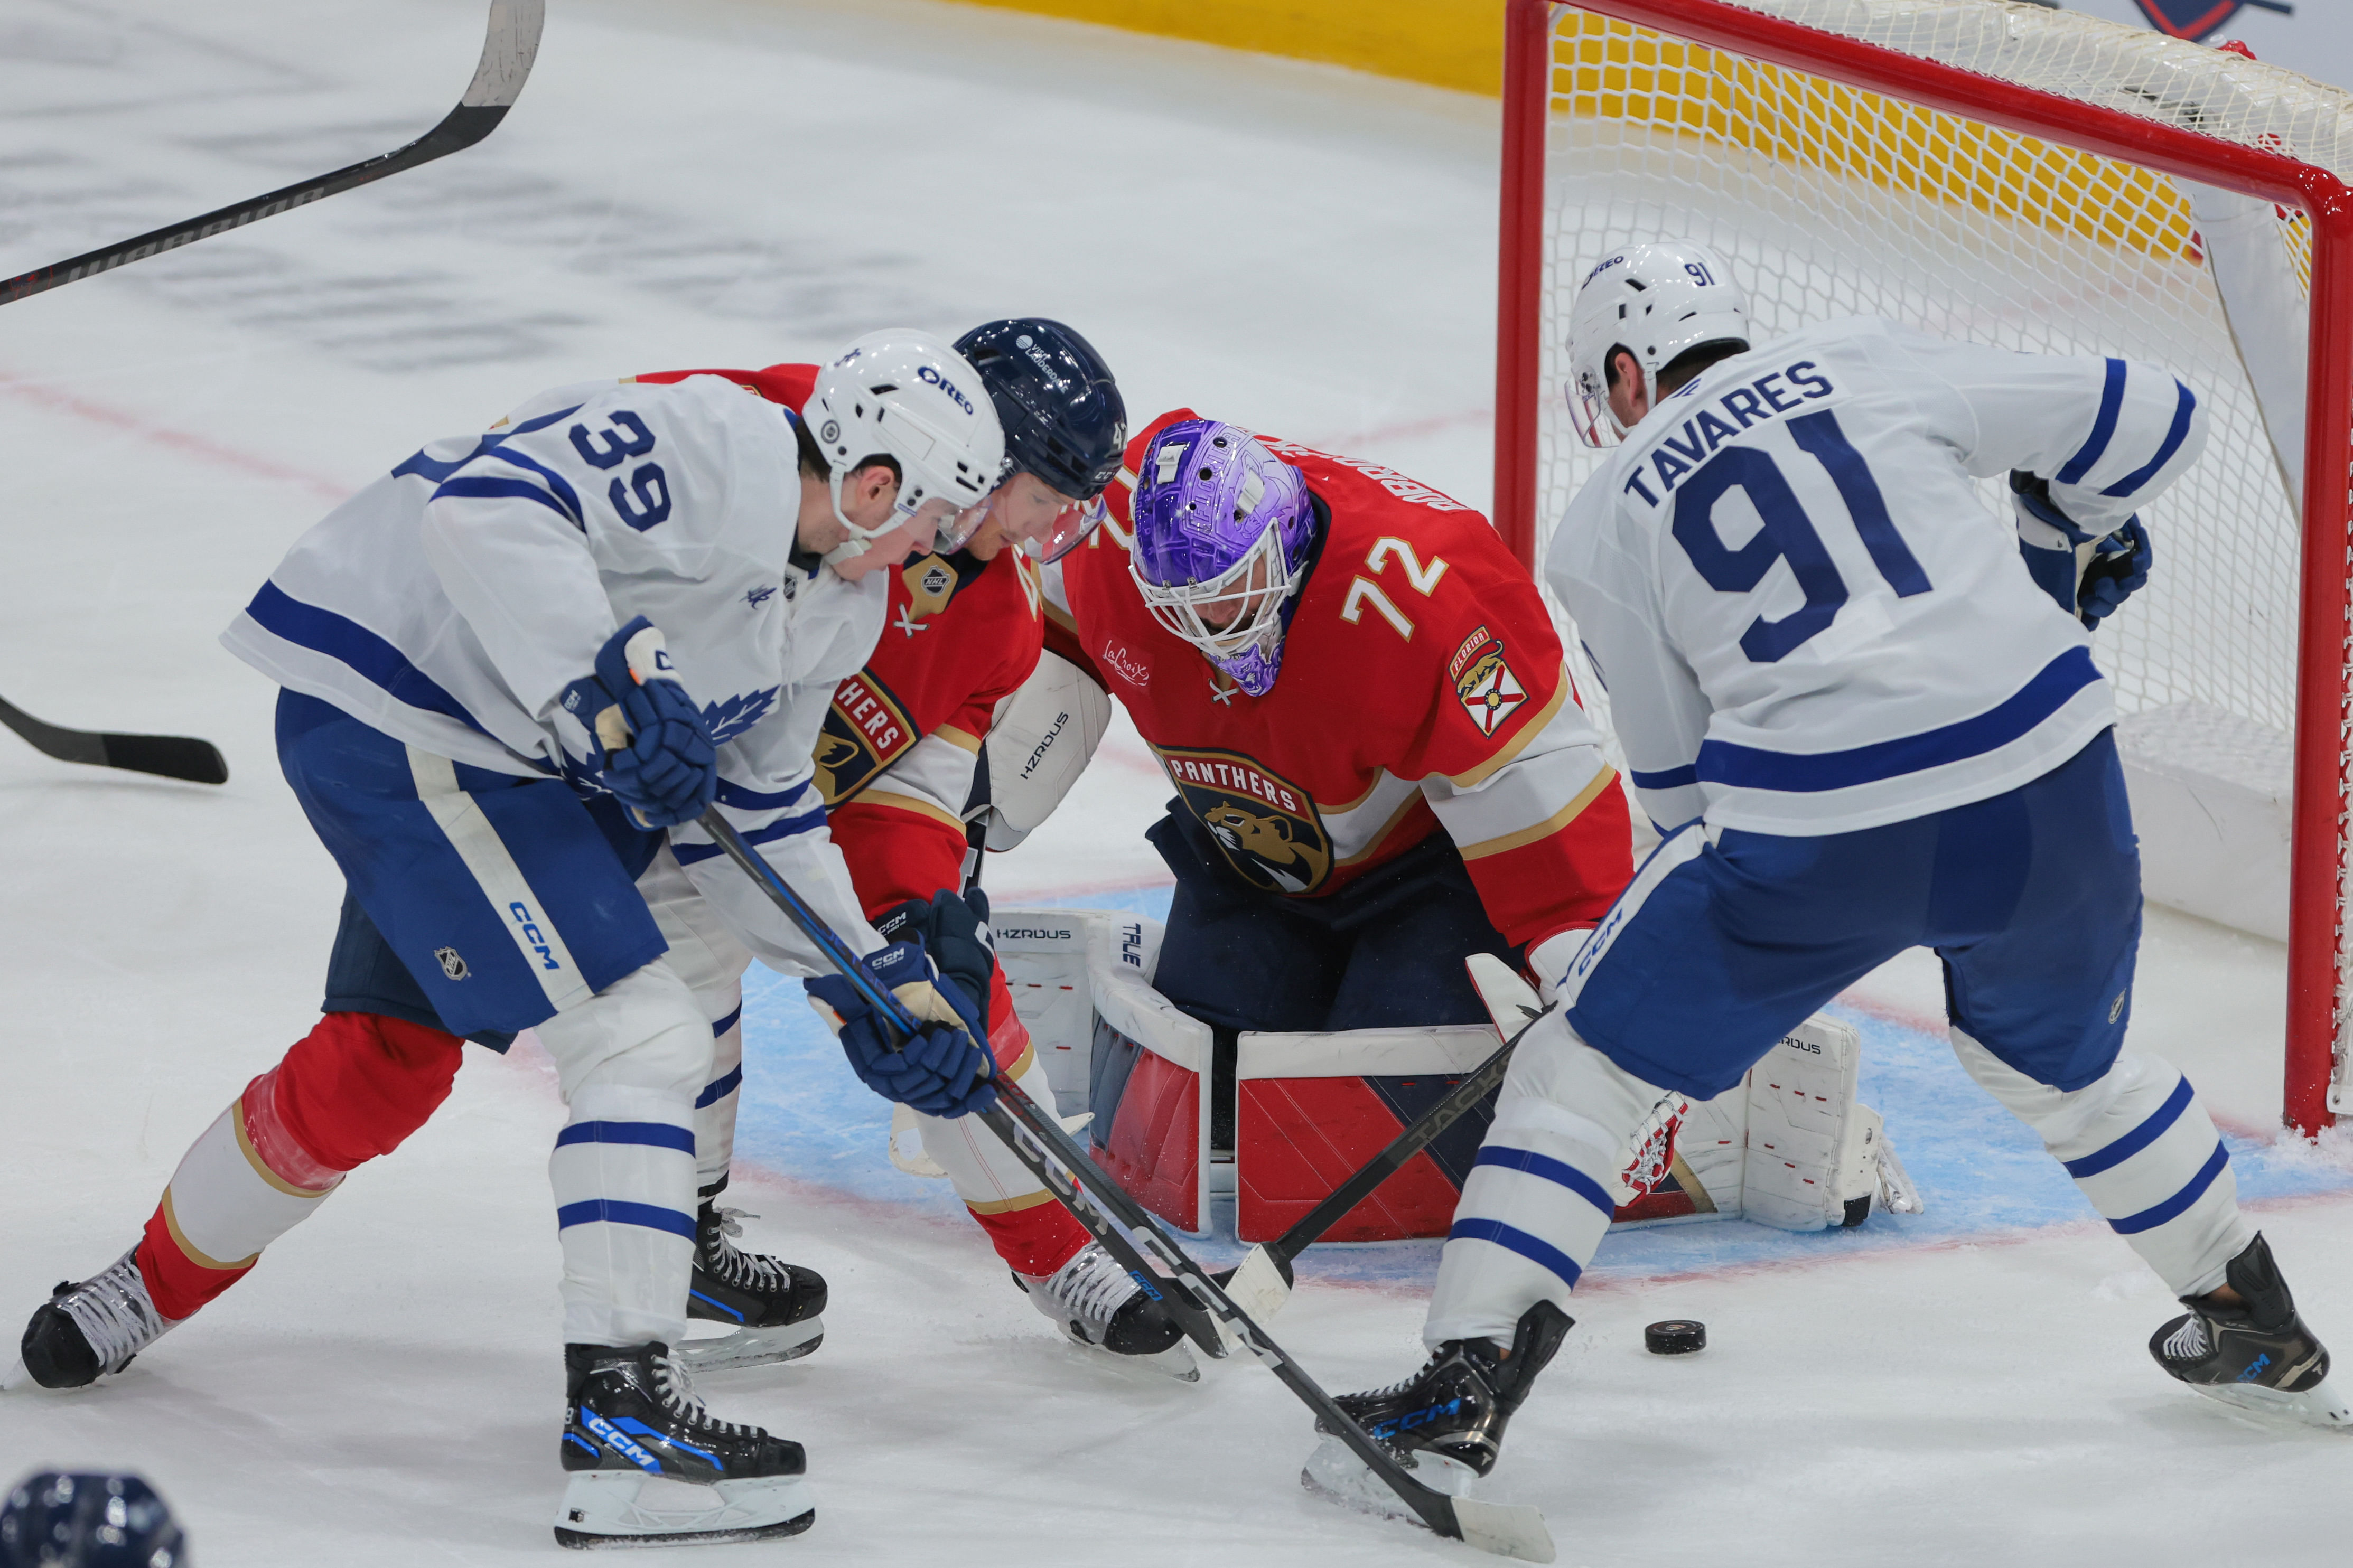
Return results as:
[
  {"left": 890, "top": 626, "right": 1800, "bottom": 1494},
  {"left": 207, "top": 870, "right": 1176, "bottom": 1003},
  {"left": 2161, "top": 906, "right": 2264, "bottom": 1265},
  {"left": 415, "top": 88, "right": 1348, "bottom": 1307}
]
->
[
  {"left": 808, "top": 330, "right": 1009, "bottom": 565},
  {"left": 1565, "top": 241, "right": 1752, "bottom": 446}
]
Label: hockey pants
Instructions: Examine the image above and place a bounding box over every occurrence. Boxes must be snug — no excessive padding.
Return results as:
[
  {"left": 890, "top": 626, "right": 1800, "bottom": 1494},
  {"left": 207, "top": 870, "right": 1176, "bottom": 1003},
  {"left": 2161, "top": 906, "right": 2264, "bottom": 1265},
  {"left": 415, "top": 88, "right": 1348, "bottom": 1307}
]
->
[{"left": 1425, "top": 731, "right": 2253, "bottom": 1348}]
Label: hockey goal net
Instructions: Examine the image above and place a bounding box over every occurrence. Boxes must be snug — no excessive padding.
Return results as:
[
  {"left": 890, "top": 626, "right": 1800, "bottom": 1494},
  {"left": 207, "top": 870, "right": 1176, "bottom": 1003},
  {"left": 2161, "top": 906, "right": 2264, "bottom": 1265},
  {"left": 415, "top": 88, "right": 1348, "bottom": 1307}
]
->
[{"left": 1492, "top": 0, "right": 2353, "bottom": 1133}]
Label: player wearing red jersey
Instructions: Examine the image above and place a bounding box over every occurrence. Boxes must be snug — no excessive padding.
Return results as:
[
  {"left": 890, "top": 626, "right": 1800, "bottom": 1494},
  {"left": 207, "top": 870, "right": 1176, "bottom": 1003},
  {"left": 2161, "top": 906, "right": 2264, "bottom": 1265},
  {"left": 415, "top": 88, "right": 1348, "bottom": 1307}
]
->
[
  {"left": 14, "top": 324, "right": 1167, "bottom": 1395},
  {"left": 1042, "top": 411, "right": 1633, "bottom": 1188},
  {"left": 636, "top": 324, "right": 1190, "bottom": 1369}
]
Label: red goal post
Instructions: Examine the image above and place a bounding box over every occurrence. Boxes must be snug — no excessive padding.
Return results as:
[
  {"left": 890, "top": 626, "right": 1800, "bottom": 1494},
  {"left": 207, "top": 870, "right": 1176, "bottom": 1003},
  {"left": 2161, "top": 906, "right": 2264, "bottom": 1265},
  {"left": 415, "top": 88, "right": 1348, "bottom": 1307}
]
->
[{"left": 1490, "top": 0, "right": 2353, "bottom": 1135}]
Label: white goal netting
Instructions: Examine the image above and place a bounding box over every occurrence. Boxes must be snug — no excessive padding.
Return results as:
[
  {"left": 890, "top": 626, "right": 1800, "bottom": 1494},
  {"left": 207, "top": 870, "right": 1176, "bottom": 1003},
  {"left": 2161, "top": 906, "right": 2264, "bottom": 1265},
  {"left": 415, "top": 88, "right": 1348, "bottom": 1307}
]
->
[{"left": 1526, "top": 0, "right": 2353, "bottom": 1113}]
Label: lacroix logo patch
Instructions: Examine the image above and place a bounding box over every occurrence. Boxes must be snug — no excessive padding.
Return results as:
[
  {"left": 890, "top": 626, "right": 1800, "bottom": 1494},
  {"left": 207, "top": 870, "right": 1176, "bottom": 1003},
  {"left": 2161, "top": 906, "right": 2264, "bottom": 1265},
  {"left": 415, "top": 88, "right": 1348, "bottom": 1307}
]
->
[{"left": 1155, "top": 745, "right": 1332, "bottom": 895}]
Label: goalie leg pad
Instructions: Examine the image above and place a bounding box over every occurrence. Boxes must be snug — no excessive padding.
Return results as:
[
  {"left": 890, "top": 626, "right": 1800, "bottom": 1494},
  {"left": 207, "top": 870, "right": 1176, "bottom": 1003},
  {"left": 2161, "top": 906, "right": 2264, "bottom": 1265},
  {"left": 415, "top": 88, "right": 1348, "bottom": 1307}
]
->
[{"left": 1953, "top": 1030, "right": 2251, "bottom": 1295}]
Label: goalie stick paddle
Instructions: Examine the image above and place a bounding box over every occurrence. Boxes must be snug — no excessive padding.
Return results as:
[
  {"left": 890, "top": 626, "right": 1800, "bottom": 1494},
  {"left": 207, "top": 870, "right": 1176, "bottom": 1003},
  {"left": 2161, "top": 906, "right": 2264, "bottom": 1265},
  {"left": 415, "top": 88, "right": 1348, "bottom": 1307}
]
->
[
  {"left": 2, "top": 0, "right": 545, "bottom": 307},
  {"left": 690, "top": 806, "right": 1556, "bottom": 1563},
  {"left": 0, "top": 690, "right": 228, "bottom": 785},
  {"left": 1217, "top": 954, "right": 1545, "bottom": 1322}
]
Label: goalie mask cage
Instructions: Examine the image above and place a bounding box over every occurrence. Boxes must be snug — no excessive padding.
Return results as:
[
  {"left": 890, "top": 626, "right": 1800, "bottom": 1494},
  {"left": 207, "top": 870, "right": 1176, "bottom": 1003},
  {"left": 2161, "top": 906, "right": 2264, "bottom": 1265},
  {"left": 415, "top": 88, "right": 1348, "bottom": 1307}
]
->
[{"left": 1491, "top": 0, "right": 2353, "bottom": 1135}]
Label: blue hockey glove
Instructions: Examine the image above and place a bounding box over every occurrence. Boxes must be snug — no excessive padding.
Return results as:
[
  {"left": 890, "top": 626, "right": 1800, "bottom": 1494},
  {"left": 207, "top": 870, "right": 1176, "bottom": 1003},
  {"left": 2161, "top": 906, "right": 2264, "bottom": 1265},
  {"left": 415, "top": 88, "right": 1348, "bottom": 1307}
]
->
[
  {"left": 559, "top": 616, "right": 718, "bottom": 828},
  {"left": 2077, "top": 518, "right": 2152, "bottom": 627},
  {"left": 871, "top": 888, "right": 995, "bottom": 1036},
  {"left": 2010, "top": 472, "right": 2151, "bottom": 630},
  {"left": 806, "top": 938, "right": 997, "bottom": 1119}
]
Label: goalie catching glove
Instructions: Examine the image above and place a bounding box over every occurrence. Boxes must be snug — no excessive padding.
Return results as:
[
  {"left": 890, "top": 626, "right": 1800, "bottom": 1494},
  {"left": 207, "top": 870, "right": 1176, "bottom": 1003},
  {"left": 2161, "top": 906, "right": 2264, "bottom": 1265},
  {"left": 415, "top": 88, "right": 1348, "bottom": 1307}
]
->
[
  {"left": 2010, "top": 472, "right": 2152, "bottom": 630},
  {"left": 806, "top": 939, "right": 998, "bottom": 1119}
]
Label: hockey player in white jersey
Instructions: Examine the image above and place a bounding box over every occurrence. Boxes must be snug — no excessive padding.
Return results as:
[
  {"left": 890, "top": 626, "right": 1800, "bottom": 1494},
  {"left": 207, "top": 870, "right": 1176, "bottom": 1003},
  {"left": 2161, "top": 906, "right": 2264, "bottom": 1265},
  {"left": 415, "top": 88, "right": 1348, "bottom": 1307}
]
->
[
  {"left": 14, "top": 330, "right": 1010, "bottom": 1547},
  {"left": 1321, "top": 242, "right": 2342, "bottom": 1490}
]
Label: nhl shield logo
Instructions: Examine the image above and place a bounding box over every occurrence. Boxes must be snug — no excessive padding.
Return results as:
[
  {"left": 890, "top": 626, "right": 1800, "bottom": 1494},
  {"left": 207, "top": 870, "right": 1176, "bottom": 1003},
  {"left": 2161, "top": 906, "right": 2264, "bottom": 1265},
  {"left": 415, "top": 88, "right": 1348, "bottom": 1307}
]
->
[
  {"left": 1449, "top": 625, "right": 1526, "bottom": 737},
  {"left": 1157, "top": 746, "right": 1333, "bottom": 895},
  {"left": 435, "top": 946, "right": 470, "bottom": 981},
  {"left": 901, "top": 553, "right": 959, "bottom": 623}
]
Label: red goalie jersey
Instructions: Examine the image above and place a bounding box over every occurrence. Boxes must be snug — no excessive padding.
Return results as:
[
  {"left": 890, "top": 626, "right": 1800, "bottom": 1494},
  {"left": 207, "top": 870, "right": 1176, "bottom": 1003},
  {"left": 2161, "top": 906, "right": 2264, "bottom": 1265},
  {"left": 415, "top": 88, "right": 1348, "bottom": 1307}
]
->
[{"left": 1045, "top": 408, "right": 1630, "bottom": 954}]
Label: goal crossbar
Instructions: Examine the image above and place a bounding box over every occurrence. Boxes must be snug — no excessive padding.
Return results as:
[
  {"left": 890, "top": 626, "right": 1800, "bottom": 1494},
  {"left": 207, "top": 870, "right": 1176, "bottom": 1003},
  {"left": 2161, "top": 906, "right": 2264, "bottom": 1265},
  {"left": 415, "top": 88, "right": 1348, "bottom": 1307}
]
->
[{"left": 1492, "top": 0, "right": 2353, "bottom": 1135}]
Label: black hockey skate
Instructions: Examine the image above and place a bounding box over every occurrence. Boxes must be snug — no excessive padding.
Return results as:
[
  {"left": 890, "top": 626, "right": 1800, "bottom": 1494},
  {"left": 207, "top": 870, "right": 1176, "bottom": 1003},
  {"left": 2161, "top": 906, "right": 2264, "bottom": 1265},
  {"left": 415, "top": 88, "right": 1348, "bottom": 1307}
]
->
[
  {"left": 557, "top": 1341, "right": 814, "bottom": 1547},
  {"left": 675, "top": 1195, "right": 827, "bottom": 1375},
  {"left": 9, "top": 1251, "right": 175, "bottom": 1391},
  {"left": 1013, "top": 1242, "right": 1198, "bottom": 1382},
  {"left": 2149, "top": 1233, "right": 2350, "bottom": 1430},
  {"left": 1309, "top": 1299, "right": 1574, "bottom": 1505}
]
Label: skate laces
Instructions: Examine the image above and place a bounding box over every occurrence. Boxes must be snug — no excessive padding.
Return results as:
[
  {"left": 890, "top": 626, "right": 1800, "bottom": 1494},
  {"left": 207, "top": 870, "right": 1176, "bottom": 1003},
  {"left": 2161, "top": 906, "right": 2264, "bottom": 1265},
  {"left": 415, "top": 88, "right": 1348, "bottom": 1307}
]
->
[
  {"left": 1043, "top": 1244, "right": 1143, "bottom": 1332},
  {"left": 2163, "top": 1317, "right": 2214, "bottom": 1362},
  {"left": 651, "top": 1347, "right": 758, "bottom": 1439},
  {"left": 57, "top": 1252, "right": 170, "bottom": 1375},
  {"left": 704, "top": 1207, "right": 791, "bottom": 1293}
]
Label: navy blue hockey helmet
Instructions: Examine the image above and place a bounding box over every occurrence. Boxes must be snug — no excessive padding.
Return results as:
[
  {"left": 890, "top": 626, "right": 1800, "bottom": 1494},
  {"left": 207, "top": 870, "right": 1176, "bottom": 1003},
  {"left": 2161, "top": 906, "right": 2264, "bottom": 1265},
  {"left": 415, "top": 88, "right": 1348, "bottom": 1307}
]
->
[
  {"left": 953, "top": 318, "right": 1127, "bottom": 506},
  {"left": 1, "top": 1473, "right": 186, "bottom": 1567}
]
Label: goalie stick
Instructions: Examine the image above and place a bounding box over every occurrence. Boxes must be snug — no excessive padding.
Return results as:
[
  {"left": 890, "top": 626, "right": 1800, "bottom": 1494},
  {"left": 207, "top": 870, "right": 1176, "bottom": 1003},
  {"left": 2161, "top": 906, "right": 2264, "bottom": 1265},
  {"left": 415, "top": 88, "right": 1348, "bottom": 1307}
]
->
[
  {"left": 0, "top": 690, "right": 228, "bottom": 785},
  {"left": 693, "top": 808, "right": 1556, "bottom": 1564},
  {"left": 0, "top": 1, "right": 543, "bottom": 781},
  {"left": 2, "top": 0, "right": 545, "bottom": 307}
]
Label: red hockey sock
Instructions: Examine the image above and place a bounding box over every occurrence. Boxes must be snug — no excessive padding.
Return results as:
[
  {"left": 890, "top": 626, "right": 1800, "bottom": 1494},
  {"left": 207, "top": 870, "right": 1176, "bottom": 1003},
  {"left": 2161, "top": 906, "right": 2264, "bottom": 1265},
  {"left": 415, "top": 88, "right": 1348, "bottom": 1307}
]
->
[
  {"left": 969, "top": 1198, "right": 1094, "bottom": 1279},
  {"left": 135, "top": 1012, "right": 463, "bottom": 1321}
]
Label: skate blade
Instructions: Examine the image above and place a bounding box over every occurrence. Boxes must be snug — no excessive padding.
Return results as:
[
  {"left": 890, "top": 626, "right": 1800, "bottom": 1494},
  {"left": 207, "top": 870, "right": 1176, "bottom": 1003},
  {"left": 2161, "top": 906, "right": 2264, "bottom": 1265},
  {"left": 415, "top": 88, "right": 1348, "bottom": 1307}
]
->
[
  {"left": 554, "top": 1471, "right": 815, "bottom": 1549},
  {"left": 673, "top": 1317, "right": 825, "bottom": 1375},
  {"left": 0, "top": 1358, "right": 31, "bottom": 1393},
  {"left": 1067, "top": 1330, "right": 1201, "bottom": 1384},
  {"left": 2187, "top": 1372, "right": 2353, "bottom": 1432}
]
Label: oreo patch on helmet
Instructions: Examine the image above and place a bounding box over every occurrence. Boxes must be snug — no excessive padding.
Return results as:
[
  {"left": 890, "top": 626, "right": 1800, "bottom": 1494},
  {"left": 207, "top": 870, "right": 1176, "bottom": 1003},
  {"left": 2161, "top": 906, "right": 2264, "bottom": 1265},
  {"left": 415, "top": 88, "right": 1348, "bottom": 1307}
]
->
[
  {"left": 1449, "top": 625, "right": 1527, "bottom": 738},
  {"left": 1157, "top": 746, "right": 1332, "bottom": 895},
  {"left": 817, "top": 671, "right": 916, "bottom": 804}
]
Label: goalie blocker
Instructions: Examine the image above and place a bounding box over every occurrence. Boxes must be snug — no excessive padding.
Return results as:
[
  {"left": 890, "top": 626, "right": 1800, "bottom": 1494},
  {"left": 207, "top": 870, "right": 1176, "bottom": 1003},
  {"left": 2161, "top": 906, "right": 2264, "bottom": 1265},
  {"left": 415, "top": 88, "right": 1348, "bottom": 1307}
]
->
[{"left": 979, "top": 910, "right": 1918, "bottom": 1238}]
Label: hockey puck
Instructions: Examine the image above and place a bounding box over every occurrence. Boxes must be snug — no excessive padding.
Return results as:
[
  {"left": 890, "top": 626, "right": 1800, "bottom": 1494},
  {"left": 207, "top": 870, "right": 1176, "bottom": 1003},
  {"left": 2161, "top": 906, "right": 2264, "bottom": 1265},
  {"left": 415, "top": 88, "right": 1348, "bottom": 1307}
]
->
[{"left": 1644, "top": 1319, "right": 1706, "bottom": 1355}]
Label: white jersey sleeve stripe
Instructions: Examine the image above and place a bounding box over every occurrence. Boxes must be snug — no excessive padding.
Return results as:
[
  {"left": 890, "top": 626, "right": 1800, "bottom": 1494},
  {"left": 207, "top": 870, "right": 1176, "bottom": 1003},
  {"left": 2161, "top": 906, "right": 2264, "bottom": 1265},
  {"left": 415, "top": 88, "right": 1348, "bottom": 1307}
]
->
[
  {"left": 433, "top": 472, "right": 581, "bottom": 527},
  {"left": 2099, "top": 379, "right": 2199, "bottom": 500},
  {"left": 2053, "top": 359, "right": 2126, "bottom": 485}
]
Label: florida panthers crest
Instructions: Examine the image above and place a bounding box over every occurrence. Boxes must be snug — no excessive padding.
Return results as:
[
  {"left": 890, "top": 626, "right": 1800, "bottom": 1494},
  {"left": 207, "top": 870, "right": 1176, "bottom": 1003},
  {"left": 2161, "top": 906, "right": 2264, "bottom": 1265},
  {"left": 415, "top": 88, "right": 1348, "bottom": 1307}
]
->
[
  {"left": 1449, "top": 625, "right": 1526, "bottom": 737},
  {"left": 1156, "top": 746, "right": 1333, "bottom": 895}
]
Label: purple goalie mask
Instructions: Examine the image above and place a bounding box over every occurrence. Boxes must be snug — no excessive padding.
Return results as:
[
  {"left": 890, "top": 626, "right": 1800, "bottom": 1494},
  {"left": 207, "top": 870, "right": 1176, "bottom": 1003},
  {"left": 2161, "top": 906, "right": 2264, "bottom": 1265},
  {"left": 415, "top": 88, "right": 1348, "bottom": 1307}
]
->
[{"left": 1127, "top": 420, "right": 1314, "bottom": 696}]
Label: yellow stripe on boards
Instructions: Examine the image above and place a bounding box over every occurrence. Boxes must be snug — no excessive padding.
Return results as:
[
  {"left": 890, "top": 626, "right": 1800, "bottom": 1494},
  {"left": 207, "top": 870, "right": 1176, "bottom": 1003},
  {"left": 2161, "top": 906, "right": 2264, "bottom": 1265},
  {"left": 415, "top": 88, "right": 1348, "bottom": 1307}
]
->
[
  {"left": 944, "top": 0, "right": 1506, "bottom": 97},
  {"left": 945, "top": 5, "right": 2212, "bottom": 262}
]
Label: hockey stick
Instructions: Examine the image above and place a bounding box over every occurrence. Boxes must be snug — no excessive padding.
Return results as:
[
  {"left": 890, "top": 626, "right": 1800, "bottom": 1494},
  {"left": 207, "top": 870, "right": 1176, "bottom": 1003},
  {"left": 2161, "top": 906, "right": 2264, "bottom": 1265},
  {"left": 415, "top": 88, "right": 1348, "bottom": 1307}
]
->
[
  {"left": 0, "top": 690, "right": 228, "bottom": 785},
  {"left": 693, "top": 806, "right": 1555, "bottom": 1563},
  {"left": 1217, "top": 956, "right": 1543, "bottom": 1320},
  {"left": 2, "top": 0, "right": 546, "bottom": 307}
]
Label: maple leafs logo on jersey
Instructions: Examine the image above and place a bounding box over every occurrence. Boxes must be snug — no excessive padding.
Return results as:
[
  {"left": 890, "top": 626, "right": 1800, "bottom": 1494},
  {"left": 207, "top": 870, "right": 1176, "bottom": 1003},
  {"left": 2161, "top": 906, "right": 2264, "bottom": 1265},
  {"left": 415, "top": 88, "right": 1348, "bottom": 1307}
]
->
[
  {"left": 701, "top": 687, "right": 779, "bottom": 745},
  {"left": 1449, "top": 625, "right": 1526, "bottom": 737}
]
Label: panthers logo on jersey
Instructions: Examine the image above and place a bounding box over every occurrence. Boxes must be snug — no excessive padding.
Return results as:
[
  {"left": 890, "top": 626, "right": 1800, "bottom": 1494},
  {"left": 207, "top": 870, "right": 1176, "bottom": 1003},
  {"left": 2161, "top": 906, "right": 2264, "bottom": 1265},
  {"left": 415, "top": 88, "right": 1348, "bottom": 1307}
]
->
[
  {"left": 1449, "top": 625, "right": 1526, "bottom": 737},
  {"left": 816, "top": 671, "right": 916, "bottom": 804},
  {"left": 1155, "top": 745, "right": 1333, "bottom": 895}
]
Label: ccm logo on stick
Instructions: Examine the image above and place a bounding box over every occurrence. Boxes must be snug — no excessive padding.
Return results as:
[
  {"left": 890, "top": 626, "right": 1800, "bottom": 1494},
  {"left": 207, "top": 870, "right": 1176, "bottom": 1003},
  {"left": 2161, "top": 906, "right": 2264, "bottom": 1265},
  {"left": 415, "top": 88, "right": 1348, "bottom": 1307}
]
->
[{"left": 510, "top": 902, "right": 562, "bottom": 971}]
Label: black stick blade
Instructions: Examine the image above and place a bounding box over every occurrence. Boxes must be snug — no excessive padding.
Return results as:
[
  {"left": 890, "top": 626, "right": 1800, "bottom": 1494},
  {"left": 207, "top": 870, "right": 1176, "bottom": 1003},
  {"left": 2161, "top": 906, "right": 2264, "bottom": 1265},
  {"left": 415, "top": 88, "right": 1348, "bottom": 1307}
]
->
[{"left": 100, "top": 732, "right": 230, "bottom": 785}]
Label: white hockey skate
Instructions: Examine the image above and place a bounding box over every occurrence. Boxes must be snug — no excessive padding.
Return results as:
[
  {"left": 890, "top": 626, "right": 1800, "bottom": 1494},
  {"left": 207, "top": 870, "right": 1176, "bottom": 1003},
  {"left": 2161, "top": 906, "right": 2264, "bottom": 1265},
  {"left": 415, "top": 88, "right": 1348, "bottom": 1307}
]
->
[
  {"left": 1014, "top": 1243, "right": 1199, "bottom": 1382},
  {"left": 7, "top": 1250, "right": 177, "bottom": 1391}
]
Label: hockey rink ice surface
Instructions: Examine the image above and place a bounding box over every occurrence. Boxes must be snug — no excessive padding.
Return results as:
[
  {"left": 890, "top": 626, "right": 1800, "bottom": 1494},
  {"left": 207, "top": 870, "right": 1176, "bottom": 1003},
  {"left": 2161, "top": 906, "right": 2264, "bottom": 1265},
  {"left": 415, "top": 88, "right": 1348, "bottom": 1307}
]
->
[{"left": 4, "top": 1, "right": 2351, "bottom": 1563}]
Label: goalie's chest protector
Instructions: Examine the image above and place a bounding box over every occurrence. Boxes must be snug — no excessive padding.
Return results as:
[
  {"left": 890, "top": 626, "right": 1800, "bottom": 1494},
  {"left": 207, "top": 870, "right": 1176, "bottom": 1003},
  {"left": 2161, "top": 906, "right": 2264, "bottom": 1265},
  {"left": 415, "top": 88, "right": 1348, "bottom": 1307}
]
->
[{"left": 1068, "top": 410, "right": 1573, "bottom": 900}]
